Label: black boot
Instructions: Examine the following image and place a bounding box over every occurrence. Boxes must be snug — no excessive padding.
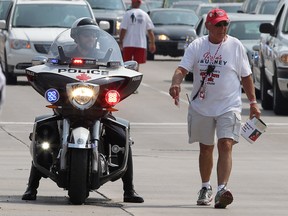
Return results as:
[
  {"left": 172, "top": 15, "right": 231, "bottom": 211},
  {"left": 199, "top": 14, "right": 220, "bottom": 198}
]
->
[
  {"left": 122, "top": 147, "right": 144, "bottom": 203},
  {"left": 22, "top": 163, "right": 42, "bottom": 200}
]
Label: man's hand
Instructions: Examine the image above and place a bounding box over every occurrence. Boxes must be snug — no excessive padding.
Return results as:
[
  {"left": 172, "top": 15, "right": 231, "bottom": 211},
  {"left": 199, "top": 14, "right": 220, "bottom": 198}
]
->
[
  {"left": 169, "top": 67, "right": 187, "bottom": 106},
  {"left": 149, "top": 43, "right": 156, "bottom": 54},
  {"left": 169, "top": 85, "right": 181, "bottom": 106},
  {"left": 250, "top": 103, "right": 261, "bottom": 119}
]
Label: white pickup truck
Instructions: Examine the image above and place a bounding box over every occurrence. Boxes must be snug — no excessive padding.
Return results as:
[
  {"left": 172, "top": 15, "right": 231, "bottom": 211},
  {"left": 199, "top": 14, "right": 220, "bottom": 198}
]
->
[{"left": 253, "top": 0, "right": 288, "bottom": 115}]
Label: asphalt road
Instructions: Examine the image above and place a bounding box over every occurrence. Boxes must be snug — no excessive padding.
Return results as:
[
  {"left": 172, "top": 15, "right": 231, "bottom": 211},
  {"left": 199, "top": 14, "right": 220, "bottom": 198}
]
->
[{"left": 0, "top": 56, "right": 288, "bottom": 216}]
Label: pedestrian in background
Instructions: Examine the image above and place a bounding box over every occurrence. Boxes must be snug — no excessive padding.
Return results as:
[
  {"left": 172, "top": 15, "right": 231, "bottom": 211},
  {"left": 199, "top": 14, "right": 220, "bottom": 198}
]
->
[
  {"left": 119, "top": 0, "right": 156, "bottom": 72},
  {"left": 169, "top": 8, "right": 261, "bottom": 209}
]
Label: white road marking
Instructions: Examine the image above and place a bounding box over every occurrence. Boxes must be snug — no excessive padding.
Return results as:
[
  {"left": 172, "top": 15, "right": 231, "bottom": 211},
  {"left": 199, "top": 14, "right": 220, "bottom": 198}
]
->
[
  {"left": 141, "top": 82, "right": 190, "bottom": 104},
  {"left": 0, "top": 122, "right": 288, "bottom": 126}
]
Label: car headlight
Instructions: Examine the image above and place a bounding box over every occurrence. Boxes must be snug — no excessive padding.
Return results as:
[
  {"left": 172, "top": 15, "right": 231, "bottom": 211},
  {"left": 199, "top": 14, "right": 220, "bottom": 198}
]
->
[
  {"left": 116, "top": 20, "right": 121, "bottom": 31},
  {"left": 67, "top": 83, "right": 99, "bottom": 110},
  {"left": 10, "top": 39, "right": 31, "bottom": 49},
  {"left": 116, "top": 20, "right": 121, "bottom": 35},
  {"left": 156, "top": 34, "right": 170, "bottom": 41},
  {"left": 280, "top": 54, "right": 288, "bottom": 64}
]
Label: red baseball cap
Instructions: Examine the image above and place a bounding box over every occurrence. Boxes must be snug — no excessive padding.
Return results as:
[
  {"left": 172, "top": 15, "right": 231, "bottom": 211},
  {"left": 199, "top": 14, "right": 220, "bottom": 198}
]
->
[
  {"left": 132, "top": 0, "right": 142, "bottom": 3},
  {"left": 206, "top": 8, "right": 229, "bottom": 25}
]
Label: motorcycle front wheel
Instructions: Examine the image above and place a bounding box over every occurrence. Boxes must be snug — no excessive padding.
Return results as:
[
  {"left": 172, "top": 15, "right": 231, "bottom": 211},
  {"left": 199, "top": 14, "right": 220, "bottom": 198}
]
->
[{"left": 68, "top": 149, "right": 89, "bottom": 205}]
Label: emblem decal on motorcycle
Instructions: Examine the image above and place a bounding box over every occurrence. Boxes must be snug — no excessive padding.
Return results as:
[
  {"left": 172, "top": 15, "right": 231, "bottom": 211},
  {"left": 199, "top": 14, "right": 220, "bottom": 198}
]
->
[
  {"left": 45, "top": 88, "right": 60, "bottom": 103},
  {"left": 77, "top": 138, "right": 84, "bottom": 144},
  {"left": 58, "top": 69, "right": 101, "bottom": 74},
  {"left": 76, "top": 74, "right": 91, "bottom": 81}
]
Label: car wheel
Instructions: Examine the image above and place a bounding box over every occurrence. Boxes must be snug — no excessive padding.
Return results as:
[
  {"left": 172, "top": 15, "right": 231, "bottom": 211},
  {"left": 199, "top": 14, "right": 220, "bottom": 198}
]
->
[
  {"left": 273, "top": 71, "right": 288, "bottom": 115},
  {"left": 260, "top": 66, "right": 272, "bottom": 110},
  {"left": 147, "top": 51, "right": 154, "bottom": 61},
  {"left": 3, "top": 49, "right": 17, "bottom": 85},
  {"left": 5, "top": 73, "right": 17, "bottom": 85}
]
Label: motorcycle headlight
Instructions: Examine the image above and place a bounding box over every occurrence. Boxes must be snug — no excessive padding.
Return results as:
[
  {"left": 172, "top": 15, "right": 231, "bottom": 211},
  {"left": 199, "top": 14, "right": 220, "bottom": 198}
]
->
[{"left": 67, "top": 83, "right": 99, "bottom": 110}]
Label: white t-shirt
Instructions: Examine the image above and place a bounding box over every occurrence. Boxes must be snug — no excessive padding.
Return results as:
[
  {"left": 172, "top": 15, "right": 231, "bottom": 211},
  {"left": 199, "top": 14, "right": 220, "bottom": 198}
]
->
[
  {"left": 179, "top": 35, "right": 251, "bottom": 116},
  {"left": 120, "top": 8, "right": 154, "bottom": 49}
]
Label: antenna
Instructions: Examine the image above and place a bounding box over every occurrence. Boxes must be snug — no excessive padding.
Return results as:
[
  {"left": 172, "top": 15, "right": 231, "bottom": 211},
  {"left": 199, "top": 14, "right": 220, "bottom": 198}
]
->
[{"left": 58, "top": 46, "right": 70, "bottom": 64}]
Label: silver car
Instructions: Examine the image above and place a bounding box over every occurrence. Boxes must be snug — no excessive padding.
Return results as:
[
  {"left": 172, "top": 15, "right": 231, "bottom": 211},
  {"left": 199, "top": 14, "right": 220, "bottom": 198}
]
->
[{"left": 0, "top": 0, "right": 95, "bottom": 84}]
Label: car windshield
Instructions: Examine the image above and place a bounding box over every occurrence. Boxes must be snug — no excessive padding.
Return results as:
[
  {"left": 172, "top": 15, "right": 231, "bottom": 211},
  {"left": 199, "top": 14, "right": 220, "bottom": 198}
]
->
[
  {"left": 282, "top": 11, "right": 288, "bottom": 34},
  {"left": 49, "top": 28, "right": 123, "bottom": 65},
  {"left": 150, "top": 10, "right": 198, "bottom": 26},
  {"left": 171, "top": 4, "right": 199, "bottom": 11},
  {"left": 228, "top": 21, "right": 264, "bottom": 40},
  {"left": 0, "top": 0, "right": 11, "bottom": 20},
  {"left": 12, "top": 4, "right": 92, "bottom": 28},
  {"left": 202, "top": 20, "right": 268, "bottom": 40},
  {"left": 86, "top": 0, "right": 125, "bottom": 10},
  {"left": 163, "top": 0, "right": 209, "bottom": 8},
  {"left": 198, "top": 6, "right": 218, "bottom": 17},
  {"left": 219, "top": 5, "right": 242, "bottom": 13},
  {"left": 245, "top": 0, "right": 258, "bottom": 13},
  {"left": 258, "top": 2, "right": 279, "bottom": 14},
  {"left": 146, "top": 1, "right": 162, "bottom": 9}
]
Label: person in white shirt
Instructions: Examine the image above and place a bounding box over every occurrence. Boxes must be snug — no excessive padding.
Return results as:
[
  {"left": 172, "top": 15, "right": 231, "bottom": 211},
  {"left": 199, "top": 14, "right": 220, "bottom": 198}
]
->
[
  {"left": 169, "top": 8, "right": 261, "bottom": 209},
  {"left": 119, "top": 0, "right": 156, "bottom": 72}
]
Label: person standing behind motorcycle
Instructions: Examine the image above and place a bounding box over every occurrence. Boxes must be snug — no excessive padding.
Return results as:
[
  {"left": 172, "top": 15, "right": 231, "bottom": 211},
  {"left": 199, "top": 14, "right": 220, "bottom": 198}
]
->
[
  {"left": 22, "top": 17, "right": 144, "bottom": 203},
  {"left": 169, "top": 9, "right": 261, "bottom": 208},
  {"left": 119, "top": 0, "right": 156, "bottom": 72}
]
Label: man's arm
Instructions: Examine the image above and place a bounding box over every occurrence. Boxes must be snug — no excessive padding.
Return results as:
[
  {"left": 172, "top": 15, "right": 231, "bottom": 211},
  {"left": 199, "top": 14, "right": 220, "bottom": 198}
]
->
[
  {"left": 119, "top": 28, "right": 126, "bottom": 50},
  {"left": 147, "top": 29, "right": 156, "bottom": 54},
  {"left": 242, "top": 74, "right": 261, "bottom": 119},
  {"left": 169, "top": 67, "right": 188, "bottom": 105}
]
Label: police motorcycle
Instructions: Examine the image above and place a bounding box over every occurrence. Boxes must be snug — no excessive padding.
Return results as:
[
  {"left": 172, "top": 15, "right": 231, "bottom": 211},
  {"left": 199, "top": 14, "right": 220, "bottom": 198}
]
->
[{"left": 25, "top": 18, "right": 142, "bottom": 205}]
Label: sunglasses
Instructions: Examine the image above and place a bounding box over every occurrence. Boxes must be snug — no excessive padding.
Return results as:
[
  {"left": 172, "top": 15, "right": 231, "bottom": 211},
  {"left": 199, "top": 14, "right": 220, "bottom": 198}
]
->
[
  {"left": 215, "top": 22, "right": 229, "bottom": 27},
  {"left": 80, "top": 32, "right": 97, "bottom": 38}
]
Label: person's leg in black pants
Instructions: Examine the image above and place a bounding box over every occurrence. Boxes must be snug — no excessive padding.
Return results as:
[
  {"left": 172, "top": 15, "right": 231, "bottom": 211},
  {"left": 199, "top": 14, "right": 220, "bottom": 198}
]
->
[
  {"left": 121, "top": 145, "right": 144, "bottom": 203},
  {"left": 105, "top": 124, "right": 144, "bottom": 203},
  {"left": 22, "top": 162, "right": 42, "bottom": 200}
]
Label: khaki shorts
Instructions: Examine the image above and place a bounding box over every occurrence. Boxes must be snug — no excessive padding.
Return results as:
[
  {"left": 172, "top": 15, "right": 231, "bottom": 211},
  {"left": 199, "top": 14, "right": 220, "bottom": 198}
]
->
[{"left": 187, "top": 108, "right": 241, "bottom": 145}]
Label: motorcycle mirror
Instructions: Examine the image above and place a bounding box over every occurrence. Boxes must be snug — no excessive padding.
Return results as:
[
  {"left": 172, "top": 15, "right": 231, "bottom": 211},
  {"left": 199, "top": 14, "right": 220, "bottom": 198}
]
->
[
  {"left": 252, "top": 44, "right": 259, "bottom": 51},
  {"left": 31, "top": 56, "right": 48, "bottom": 66},
  {"left": 0, "top": 20, "right": 6, "bottom": 30},
  {"left": 124, "top": 60, "right": 138, "bottom": 71}
]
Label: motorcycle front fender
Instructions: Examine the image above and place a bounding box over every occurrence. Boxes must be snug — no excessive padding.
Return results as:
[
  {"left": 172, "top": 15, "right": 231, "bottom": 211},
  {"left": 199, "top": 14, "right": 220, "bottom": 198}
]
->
[{"left": 67, "top": 127, "right": 94, "bottom": 149}]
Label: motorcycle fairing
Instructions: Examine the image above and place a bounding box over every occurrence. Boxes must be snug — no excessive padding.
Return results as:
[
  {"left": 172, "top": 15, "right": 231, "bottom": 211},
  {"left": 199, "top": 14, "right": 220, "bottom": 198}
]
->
[
  {"left": 27, "top": 64, "right": 141, "bottom": 80},
  {"left": 30, "top": 115, "right": 130, "bottom": 189}
]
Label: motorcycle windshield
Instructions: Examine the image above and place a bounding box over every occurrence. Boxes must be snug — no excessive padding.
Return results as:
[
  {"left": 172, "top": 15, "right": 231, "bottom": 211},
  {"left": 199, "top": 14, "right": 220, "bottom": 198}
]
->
[{"left": 48, "top": 26, "right": 123, "bottom": 65}]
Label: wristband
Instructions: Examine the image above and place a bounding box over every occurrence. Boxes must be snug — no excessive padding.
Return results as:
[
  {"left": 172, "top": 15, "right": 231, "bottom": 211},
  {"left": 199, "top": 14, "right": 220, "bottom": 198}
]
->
[{"left": 250, "top": 100, "right": 257, "bottom": 105}]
